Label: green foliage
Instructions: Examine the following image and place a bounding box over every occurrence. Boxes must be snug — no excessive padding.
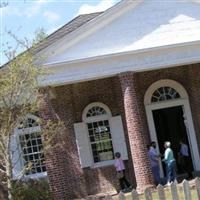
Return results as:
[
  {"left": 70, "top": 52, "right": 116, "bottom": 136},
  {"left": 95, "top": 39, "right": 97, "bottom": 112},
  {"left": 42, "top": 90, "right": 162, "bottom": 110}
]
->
[
  {"left": 13, "top": 179, "right": 53, "bottom": 200},
  {"left": 33, "top": 28, "right": 48, "bottom": 46},
  {"left": 1, "top": 29, "right": 64, "bottom": 200}
]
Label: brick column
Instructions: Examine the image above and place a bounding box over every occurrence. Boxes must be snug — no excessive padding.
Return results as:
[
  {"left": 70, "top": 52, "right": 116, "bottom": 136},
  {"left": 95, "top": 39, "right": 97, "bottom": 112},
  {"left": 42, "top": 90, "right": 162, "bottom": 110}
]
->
[
  {"left": 119, "top": 72, "right": 154, "bottom": 193},
  {"left": 39, "top": 88, "right": 69, "bottom": 199},
  {"left": 39, "top": 87, "right": 58, "bottom": 121},
  {"left": 39, "top": 87, "right": 87, "bottom": 199}
]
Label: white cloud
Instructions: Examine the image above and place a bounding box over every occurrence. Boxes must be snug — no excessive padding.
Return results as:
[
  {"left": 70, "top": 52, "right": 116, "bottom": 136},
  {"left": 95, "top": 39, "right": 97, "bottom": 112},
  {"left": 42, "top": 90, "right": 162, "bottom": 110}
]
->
[
  {"left": 76, "top": 0, "right": 116, "bottom": 16},
  {"left": 2, "top": 6, "right": 20, "bottom": 17},
  {"left": 24, "top": 0, "right": 48, "bottom": 18},
  {"left": 3, "top": 0, "right": 48, "bottom": 18},
  {"left": 43, "top": 11, "right": 60, "bottom": 22}
]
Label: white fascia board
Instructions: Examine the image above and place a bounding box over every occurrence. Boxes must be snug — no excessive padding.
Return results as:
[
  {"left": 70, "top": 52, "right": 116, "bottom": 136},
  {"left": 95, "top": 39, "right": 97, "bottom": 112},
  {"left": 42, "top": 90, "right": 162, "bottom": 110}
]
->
[
  {"left": 39, "top": 41, "right": 200, "bottom": 87},
  {"left": 37, "top": 0, "right": 143, "bottom": 58}
]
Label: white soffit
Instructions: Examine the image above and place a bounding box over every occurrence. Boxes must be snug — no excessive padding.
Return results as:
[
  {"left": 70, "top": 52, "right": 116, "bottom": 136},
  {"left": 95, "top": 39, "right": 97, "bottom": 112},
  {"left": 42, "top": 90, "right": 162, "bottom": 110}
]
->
[
  {"left": 43, "top": 0, "right": 200, "bottom": 65},
  {"left": 39, "top": 40, "right": 200, "bottom": 87}
]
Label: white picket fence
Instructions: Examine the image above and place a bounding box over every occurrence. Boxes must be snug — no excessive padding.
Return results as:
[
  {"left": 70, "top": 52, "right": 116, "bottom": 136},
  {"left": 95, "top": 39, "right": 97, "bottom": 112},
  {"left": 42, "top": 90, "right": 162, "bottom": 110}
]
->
[{"left": 90, "top": 178, "right": 200, "bottom": 200}]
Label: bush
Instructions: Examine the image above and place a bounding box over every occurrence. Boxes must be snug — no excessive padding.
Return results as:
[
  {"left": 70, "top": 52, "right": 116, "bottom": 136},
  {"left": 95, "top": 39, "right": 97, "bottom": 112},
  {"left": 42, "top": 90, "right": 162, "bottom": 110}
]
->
[{"left": 13, "top": 179, "right": 53, "bottom": 200}]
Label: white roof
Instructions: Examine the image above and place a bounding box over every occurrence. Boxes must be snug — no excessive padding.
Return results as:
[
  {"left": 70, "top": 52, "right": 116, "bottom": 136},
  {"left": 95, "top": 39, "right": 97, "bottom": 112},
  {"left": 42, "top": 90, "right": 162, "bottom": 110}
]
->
[
  {"left": 39, "top": 0, "right": 200, "bottom": 86},
  {"left": 43, "top": 0, "right": 200, "bottom": 64}
]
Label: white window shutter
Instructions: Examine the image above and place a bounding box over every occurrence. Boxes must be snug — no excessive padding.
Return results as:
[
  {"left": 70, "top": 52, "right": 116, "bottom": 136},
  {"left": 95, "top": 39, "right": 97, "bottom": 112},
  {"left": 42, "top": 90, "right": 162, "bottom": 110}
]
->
[
  {"left": 74, "top": 122, "right": 92, "bottom": 168},
  {"left": 10, "top": 133, "right": 23, "bottom": 179},
  {"left": 110, "top": 116, "right": 128, "bottom": 160}
]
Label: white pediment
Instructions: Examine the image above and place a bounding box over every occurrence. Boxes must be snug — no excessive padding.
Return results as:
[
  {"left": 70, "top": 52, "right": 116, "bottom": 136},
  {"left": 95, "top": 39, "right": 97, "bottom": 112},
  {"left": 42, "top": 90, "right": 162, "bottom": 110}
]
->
[{"left": 43, "top": 0, "right": 200, "bottom": 65}]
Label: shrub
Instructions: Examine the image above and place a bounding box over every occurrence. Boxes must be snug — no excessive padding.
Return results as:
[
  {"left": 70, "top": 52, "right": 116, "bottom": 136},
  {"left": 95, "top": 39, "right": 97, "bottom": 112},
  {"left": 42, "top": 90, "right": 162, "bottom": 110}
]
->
[{"left": 13, "top": 179, "right": 53, "bottom": 200}]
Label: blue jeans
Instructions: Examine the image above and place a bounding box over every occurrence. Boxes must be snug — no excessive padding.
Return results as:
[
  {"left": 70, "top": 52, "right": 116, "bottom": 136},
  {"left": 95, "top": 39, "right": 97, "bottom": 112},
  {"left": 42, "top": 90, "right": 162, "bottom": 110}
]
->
[
  {"left": 151, "top": 165, "right": 160, "bottom": 185},
  {"left": 166, "top": 160, "right": 176, "bottom": 183}
]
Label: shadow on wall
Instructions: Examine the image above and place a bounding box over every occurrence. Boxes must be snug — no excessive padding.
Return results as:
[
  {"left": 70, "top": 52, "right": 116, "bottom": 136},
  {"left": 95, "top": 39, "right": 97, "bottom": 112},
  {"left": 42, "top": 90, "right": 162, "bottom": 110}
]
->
[
  {"left": 45, "top": 87, "right": 88, "bottom": 199},
  {"left": 83, "top": 160, "right": 136, "bottom": 196},
  {"left": 83, "top": 165, "right": 119, "bottom": 196}
]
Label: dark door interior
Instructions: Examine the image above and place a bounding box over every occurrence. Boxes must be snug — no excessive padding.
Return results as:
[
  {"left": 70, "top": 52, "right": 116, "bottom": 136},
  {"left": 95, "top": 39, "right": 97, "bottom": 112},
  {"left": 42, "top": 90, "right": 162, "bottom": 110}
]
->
[{"left": 152, "top": 106, "right": 193, "bottom": 174}]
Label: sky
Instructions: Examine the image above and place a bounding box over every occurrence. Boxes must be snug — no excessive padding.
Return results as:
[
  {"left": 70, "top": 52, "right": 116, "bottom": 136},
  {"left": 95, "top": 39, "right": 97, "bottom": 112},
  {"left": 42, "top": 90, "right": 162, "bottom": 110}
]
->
[{"left": 0, "top": 0, "right": 120, "bottom": 65}]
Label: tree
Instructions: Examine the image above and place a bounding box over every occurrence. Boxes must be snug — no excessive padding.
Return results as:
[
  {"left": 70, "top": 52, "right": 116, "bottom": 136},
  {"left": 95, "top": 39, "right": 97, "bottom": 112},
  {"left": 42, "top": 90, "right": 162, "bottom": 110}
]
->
[
  {"left": 0, "top": 1, "right": 8, "bottom": 8},
  {"left": 0, "top": 32, "right": 63, "bottom": 200},
  {"left": 33, "top": 28, "right": 48, "bottom": 45}
]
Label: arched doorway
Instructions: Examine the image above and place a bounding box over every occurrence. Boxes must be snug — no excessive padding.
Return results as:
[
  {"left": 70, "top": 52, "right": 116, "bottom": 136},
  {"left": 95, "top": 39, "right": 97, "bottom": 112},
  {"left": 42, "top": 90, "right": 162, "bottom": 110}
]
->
[{"left": 144, "top": 79, "right": 200, "bottom": 176}]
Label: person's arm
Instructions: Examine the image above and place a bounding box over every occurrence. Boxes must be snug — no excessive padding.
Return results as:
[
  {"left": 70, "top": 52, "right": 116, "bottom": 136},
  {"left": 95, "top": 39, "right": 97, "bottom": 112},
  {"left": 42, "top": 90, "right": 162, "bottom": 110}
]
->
[
  {"left": 150, "top": 154, "right": 158, "bottom": 162},
  {"left": 149, "top": 150, "right": 159, "bottom": 162},
  {"left": 162, "top": 149, "right": 169, "bottom": 162},
  {"left": 114, "top": 160, "right": 119, "bottom": 170},
  {"left": 164, "top": 150, "right": 169, "bottom": 161},
  {"left": 153, "top": 150, "right": 161, "bottom": 160}
]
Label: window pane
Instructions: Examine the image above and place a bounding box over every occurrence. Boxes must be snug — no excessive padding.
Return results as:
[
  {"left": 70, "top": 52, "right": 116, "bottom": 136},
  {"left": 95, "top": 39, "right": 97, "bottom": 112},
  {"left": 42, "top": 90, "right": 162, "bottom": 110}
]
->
[
  {"left": 87, "top": 120, "right": 114, "bottom": 163},
  {"left": 19, "top": 118, "right": 39, "bottom": 129},
  {"left": 151, "top": 87, "right": 180, "bottom": 103},
  {"left": 86, "top": 106, "right": 107, "bottom": 117},
  {"left": 19, "top": 131, "right": 46, "bottom": 175}
]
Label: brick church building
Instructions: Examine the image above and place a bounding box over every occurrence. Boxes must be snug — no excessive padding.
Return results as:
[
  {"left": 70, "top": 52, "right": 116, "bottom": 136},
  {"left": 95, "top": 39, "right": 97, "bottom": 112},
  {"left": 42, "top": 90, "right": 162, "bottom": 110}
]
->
[{"left": 10, "top": 0, "right": 200, "bottom": 199}]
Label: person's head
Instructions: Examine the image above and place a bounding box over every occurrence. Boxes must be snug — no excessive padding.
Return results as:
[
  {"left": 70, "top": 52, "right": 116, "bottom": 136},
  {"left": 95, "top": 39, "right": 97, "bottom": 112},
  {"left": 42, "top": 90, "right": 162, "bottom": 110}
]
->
[
  {"left": 150, "top": 141, "right": 156, "bottom": 149},
  {"left": 164, "top": 141, "right": 171, "bottom": 149},
  {"left": 179, "top": 139, "right": 185, "bottom": 145},
  {"left": 115, "top": 152, "right": 121, "bottom": 159}
]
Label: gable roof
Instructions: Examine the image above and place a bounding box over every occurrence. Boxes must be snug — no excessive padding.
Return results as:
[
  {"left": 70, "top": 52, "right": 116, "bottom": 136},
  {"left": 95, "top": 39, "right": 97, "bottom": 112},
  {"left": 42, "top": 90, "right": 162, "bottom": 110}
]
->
[
  {"left": 2, "top": 0, "right": 132, "bottom": 68},
  {"left": 37, "top": 0, "right": 138, "bottom": 58},
  {"left": 0, "top": 12, "right": 102, "bottom": 68},
  {"left": 3, "top": 0, "right": 200, "bottom": 87},
  {"left": 42, "top": 0, "right": 200, "bottom": 65},
  {"left": 38, "top": 0, "right": 200, "bottom": 87},
  {"left": 34, "top": 12, "right": 103, "bottom": 54}
]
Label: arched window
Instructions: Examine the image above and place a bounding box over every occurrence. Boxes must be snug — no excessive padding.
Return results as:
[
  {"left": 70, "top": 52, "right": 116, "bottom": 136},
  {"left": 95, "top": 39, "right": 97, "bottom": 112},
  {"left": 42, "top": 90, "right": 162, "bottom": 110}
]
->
[
  {"left": 74, "top": 102, "right": 128, "bottom": 168},
  {"left": 86, "top": 106, "right": 107, "bottom": 117},
  {"left": 144, "top": 79, "right": 188, "bottom": 105},
  {"left": 83, "top": 103, "right": 114, "bottom": 163},
  {"left": 14, "top": 115, "right": 46, "bottom": 177},
  {"left": 151, "top": 86, "right": 181, "bottom": 102}
]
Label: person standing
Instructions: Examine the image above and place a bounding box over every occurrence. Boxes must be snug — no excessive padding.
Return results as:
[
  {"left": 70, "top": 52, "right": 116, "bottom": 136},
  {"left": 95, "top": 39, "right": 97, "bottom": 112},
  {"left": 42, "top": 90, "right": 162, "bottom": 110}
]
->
[
  {"left": 163, "top": 141, "right": 177, "bottom": 186},
  {"left": 179, "top": 140, "right": 193, "bottom": 178},
  {"left": 148, "top": 141, "right": 161, "bottom": 185},
  {"left": 114, "top": 152, "right": 132, "bottom": 192}
]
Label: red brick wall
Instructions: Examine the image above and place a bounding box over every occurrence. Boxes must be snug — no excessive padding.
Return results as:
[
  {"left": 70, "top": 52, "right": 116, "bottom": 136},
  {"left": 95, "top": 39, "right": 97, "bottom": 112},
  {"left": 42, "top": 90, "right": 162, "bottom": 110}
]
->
[
  {"left": 46, "top": 77, "right": 135, "bottom": 199},
  {"left": 135, "top": 64, "right": 200, "bottom": 149},
  {"left": 119, "top": 72, "right": 154, "bottom": 193},
  {"left": 44, "top": 64, "right": 200, "bottom": 199}
]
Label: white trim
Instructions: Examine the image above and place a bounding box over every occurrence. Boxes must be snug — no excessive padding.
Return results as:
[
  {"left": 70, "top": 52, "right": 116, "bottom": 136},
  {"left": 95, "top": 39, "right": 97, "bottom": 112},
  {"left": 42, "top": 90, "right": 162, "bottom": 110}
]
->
[
  {"left": 91, "top": 160, "right": 115, "bottom": 169},
  {"left": 37, "top": 0, "right": 143, "bottom": 58},
  {"left": 12, "top": 114, "right": 47, "bottom": 179},
  {"left": 145, "top": 81, "right": 200, "bottom": 176},
  {"left": 81, "top": 102, "right": 115, "bottom": 168},
  {"left": 16, "top": 126, "right": 41, "bottom": 135},
  {"left": 82, "top": 102, "right": 112, "bottom": 122},
  {"left": 144, "top": 79, "right": 188, "bottom": 105},
  {"left": 24, "top": 172, "right": 47, "bottom": 180},
  {"left": 39, "top": 41, "right": 200, "bottom": 87},
  {"left": 43, "top": 40, "right": 200, "bottom": 68}
]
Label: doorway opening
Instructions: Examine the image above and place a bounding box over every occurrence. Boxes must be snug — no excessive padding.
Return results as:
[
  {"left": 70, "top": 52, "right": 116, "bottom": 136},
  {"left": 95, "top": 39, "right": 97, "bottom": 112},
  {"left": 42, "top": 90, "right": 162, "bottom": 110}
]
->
[
  {"left": 144, "top": 79, "right": 200, "bottom": 174},
  {"left": 153, "top": 106, "right": 194, "bottom": 175}
]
